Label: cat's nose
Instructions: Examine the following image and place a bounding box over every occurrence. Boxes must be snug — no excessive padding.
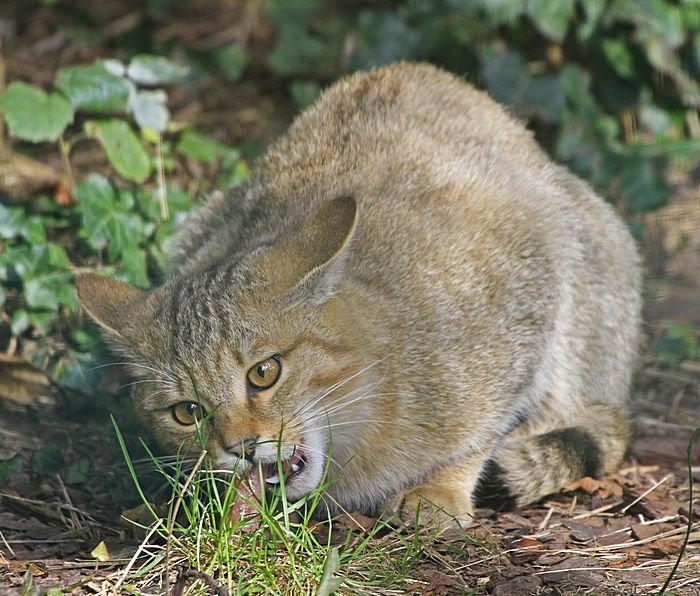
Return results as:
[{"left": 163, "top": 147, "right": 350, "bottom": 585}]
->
[{"left": 225, "top": 437, "right": 257, "bottom": 461}]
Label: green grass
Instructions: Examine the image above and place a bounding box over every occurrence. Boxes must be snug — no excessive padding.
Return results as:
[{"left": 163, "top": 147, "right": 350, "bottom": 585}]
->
[{"left": 108, "top": 419, "right": 496, "bottom": 594}]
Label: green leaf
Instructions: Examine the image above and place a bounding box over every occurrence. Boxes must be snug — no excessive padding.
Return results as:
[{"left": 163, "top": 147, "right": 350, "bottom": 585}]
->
[
  {"left": 474, "top": 0, "right": 526, "bottom": 25},
  {"left": 75, "top": 174, "right": 146, "bottom": 260},
  {"left": 27, "top": 310, "right": 58, "bottom": 337},
  {"left": 481, "top": 50, "right": 528, "bottom": 106},
  {"left": 20, "top": 244, "right": 75, "bottom": 311},
  {"left": 126, "top": 54, "right": 188, "bottom": 85},
  {"left": 0, "top": 454, "right": 23, "bottom": 485},
  {"left": 11, "top": 309, "right": 30, "bottom": 336},
  {"left": 602, "top": 39, "right": 635, "bottom": 79},
  {"left": 216, "top": 159, "right": 249, "bottom": 189},
  {"left": 31, "top": 443, "right": 64, "bottom": 479},
  {"left": 65, "top": 459, "right": 90, "bottom": 485},
  {"left": 526, "top": 0, "right": 574, "bottom": 41},
  {"left": 578, "top": 0, "right": 606, "bottom": 40},
  {"left": 85, "top": 119, "right": 151, "bottom": 183},
  {"left": 24, "top": 217, "right": 47, "bottom": 244},
  {"left": 55, "top": 63, "right": 131, "bottom": 112},
  {"left": 0, "top": 204, "right": 26, "bottom": 239},
  {"left": 210, "top": 44, "right": 249, "bottom": 81},
  {"left": 621, "top": 151, "right": 669, "bottom": 213},
  {"left": 352, "top": 11, "right": 422, "bottom": 69},
  {"left": 639, "top": 104, "right": 672, "bottom": 135},
  {"left": 130, "top": 89, "right": 169, "bottom": 132},
  {"left": 521, "top": 74, "right": 565, "bottom": 123},
  {"left": 0, "top": 82, "right": 73, "bottom": 142},
  {"left": 176, "top": 130, "right": 235, "bottom": 163},
  {"left": 24, "top": 278, "right": 59, "bottom": 311},
  {"left": 317, "top": 546, "right": 344, "bottom": 596},
  {"left": 289, "top": 80, "right": 321, "bottom": 109},
  {"left": 268, "top": 25, "right": 325, "bottom": 75},
  {"left": 118, "top": 245, "right": 149, "bottom": 288},
  {"left": 266, "top": 0, "right": 323, "bottom": 27}
]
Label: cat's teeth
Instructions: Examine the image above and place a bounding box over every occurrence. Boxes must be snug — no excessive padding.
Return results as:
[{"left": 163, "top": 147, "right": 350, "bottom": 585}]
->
[
  {"left": 291, "top": 463, "right": 300, "bottom": 473},
  {"left": 265, "top": 473, "right": 280, "bottom": 485}
]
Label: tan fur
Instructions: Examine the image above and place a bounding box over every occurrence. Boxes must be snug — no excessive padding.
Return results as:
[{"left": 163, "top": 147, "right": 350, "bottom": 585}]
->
[{"left": 77, "top": 63, "right": 641, "bottom": 528}]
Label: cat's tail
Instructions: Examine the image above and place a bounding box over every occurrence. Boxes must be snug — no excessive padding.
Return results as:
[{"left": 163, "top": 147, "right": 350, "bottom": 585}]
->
[{"left": 473, "top": 404, "right": 629, "bottom": 510}]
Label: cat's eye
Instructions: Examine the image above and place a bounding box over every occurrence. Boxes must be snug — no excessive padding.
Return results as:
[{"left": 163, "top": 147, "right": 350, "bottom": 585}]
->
[
  {"left": 172, "top": 402, "right": 206, "bottom": 426},
  {"left": 247, "top": 355, "right": 282, "bottom": 390}
]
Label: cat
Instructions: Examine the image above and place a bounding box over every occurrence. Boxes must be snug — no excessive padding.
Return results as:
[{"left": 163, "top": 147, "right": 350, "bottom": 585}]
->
[{"left": 77, "top": 62, "right": 641, "bottom": 528}]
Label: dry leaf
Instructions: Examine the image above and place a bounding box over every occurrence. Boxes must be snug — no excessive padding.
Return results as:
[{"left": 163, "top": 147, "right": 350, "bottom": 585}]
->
[
  {"left": 333, "top": 511, "right": 376, "bottom": 532},
  {"left": 637, "top": 537, "right": 682, "bottom": 557},
  {"left": 563, "top": 476, "right": 623, "bottom": 499},
  {"left": 631, "top": 522, "right": 675, "bottom": 541},
  {"left": 513, "top": 537, "right": 544, "bottom": 550},
  {"left": 0, "top": 353, "right": 54, "bottom": 405},
  {"left": 0, "top": 152, "right": 69, "bottom": 202},
  {"left": 90, "top": 540, "right": 110, "bottom": 562}
]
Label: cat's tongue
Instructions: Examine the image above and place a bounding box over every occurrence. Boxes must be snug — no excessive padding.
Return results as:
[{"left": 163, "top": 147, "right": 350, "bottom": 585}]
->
[{"left": 229, "top": 471, "right": 263, "bottom": 529}]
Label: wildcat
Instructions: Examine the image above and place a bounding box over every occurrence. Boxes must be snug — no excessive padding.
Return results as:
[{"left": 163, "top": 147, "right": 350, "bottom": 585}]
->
[{"left": 77, "top": 62, "right": 641, "bottom": 528}]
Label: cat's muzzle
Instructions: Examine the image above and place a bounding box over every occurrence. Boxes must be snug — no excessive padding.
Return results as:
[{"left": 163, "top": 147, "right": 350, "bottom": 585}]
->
[{"left": 257, "top": 446, "right": 307, "bottom": 487}]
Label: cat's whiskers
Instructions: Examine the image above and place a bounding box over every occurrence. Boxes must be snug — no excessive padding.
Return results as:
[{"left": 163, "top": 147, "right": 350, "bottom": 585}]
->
[
  {"left": 288, "top": 358, "right": 386, "bottom": 424},
  {"left": 299, "top": 375, "right": 389, "bottom": 425},
  {"left": 294, "top": 443, "right": 342, "bottom": 469},
  {"left": 284, "top": 383, "right": 383, "bottom": 436},
  {"left": 87, "top": 361, "right": 178, "bottom": 383},
  {"left": 118, "top": 378, "right": 175, "bottom": 392}
]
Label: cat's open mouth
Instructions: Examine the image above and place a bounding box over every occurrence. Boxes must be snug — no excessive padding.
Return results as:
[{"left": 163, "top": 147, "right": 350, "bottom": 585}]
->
[{"left": 259, "top": 446, "right": 307, "bottom": 487}]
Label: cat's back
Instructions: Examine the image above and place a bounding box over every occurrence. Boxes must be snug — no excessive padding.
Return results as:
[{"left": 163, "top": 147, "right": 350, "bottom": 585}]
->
[
  {"left": 260, "top": 62, "right": 549, "bottom": 203},
  {"left": 172, "top": 62, "right": 637, "bottom": 314}
]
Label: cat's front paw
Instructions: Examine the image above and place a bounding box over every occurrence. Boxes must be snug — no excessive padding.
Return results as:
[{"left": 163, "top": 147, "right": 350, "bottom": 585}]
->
[{"left": 381, "top": 487, "right": 475, "bottom": 531}]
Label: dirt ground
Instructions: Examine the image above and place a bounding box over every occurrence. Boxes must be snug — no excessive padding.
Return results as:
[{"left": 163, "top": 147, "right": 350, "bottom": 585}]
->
[{"left": 1, "top": 1, "right": 699, "bottom": 594}]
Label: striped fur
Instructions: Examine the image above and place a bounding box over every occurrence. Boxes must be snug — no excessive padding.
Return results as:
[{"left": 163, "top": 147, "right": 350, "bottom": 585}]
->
[{"left": 77, "top": 63, "right": 641, "bottom": 528}]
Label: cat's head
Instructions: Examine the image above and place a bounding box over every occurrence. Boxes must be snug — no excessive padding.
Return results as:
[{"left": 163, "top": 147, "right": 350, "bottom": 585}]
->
[{"left": 76, "top": 196, "right": 373, "bottom": 499}]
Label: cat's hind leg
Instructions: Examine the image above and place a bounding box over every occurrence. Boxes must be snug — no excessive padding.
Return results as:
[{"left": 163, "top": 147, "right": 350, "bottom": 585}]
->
[{"left": 473, "top": 404, "right": 630, "bottom": 510}]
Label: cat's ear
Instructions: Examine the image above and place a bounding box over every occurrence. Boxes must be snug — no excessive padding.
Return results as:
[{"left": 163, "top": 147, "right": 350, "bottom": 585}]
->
[
  {"left": 75, "top": 274, "right": 155, "bottom": 345},
  {"left": 256, "top": 196, "right": 358, "bottom": 304}
]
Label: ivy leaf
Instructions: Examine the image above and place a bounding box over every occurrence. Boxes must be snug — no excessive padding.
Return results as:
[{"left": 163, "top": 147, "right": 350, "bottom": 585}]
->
[
  {"left": 0, "top": 82, "right": 73, "bottom": 142},
  {"left": 0, "top": 454, "right": 23, "bottom": 485},
  {"left": 602, "top": 39, "right": 635, "bottom": 79},
  {"left": 521, "top": 74, "right": 565, "bottom": 123},
  {"left": 65, "top": 459, "right": 90, "bottom": 485},
  {"left": 481, "top": 51, "right": 528, "bottom": 106},
  {"left": 21, "top": 244, "right": 75, "bottom": 311},
  {"left": 24, "top": 217, "right": 47, "bottom": 244},
  {"left": 526, "top": 0, "right": 574, "bottom": 41},
  {"left": 268, "top": 25, "right": 324, "bottom": 75},
  {"left": 75, "top": 174, "right": 146, "bottom": 261},
  {"left": 28, "top": 311, "right": 59, "bottom": 337},
  {"left": 621, "top": 151, "right": 669, "bottom": 213},
  {"left": 129, "top": 89, "right": 169, "bottom": 132},
  {"left": 11, "top": 310, "right": 30, "bottom": 336},
  {"left": 352, "top": 12, "right": 421, "bottom": 69},
  {"left": 118, "top": 245, "right": 149, "bottom": 288},
  {"left": 210, "top": 45, "right": 248, "bottom": 81},
  {"left": 0, "top": 204, "right": 26, "bottom": 239},
  {"left": 85, "top": 119, "right": 151, "bottom": 183},
  {"left": 578, "top": 0, "right": 606, "bottom": 40},
  {"left": 31, "top": 443, "right": 65, "bottom": 479},
  {"left": 126, "top": 55, "right": 188, "bottom": 85},
  {"left": 289, "top": 80, "right": 321, "bottom": 109},
  {"left": 176, "top": 130, "right": 236, "bottom": 163},
  {"left": 55, "top": 63, "right": 131, "bottom": 112}
]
